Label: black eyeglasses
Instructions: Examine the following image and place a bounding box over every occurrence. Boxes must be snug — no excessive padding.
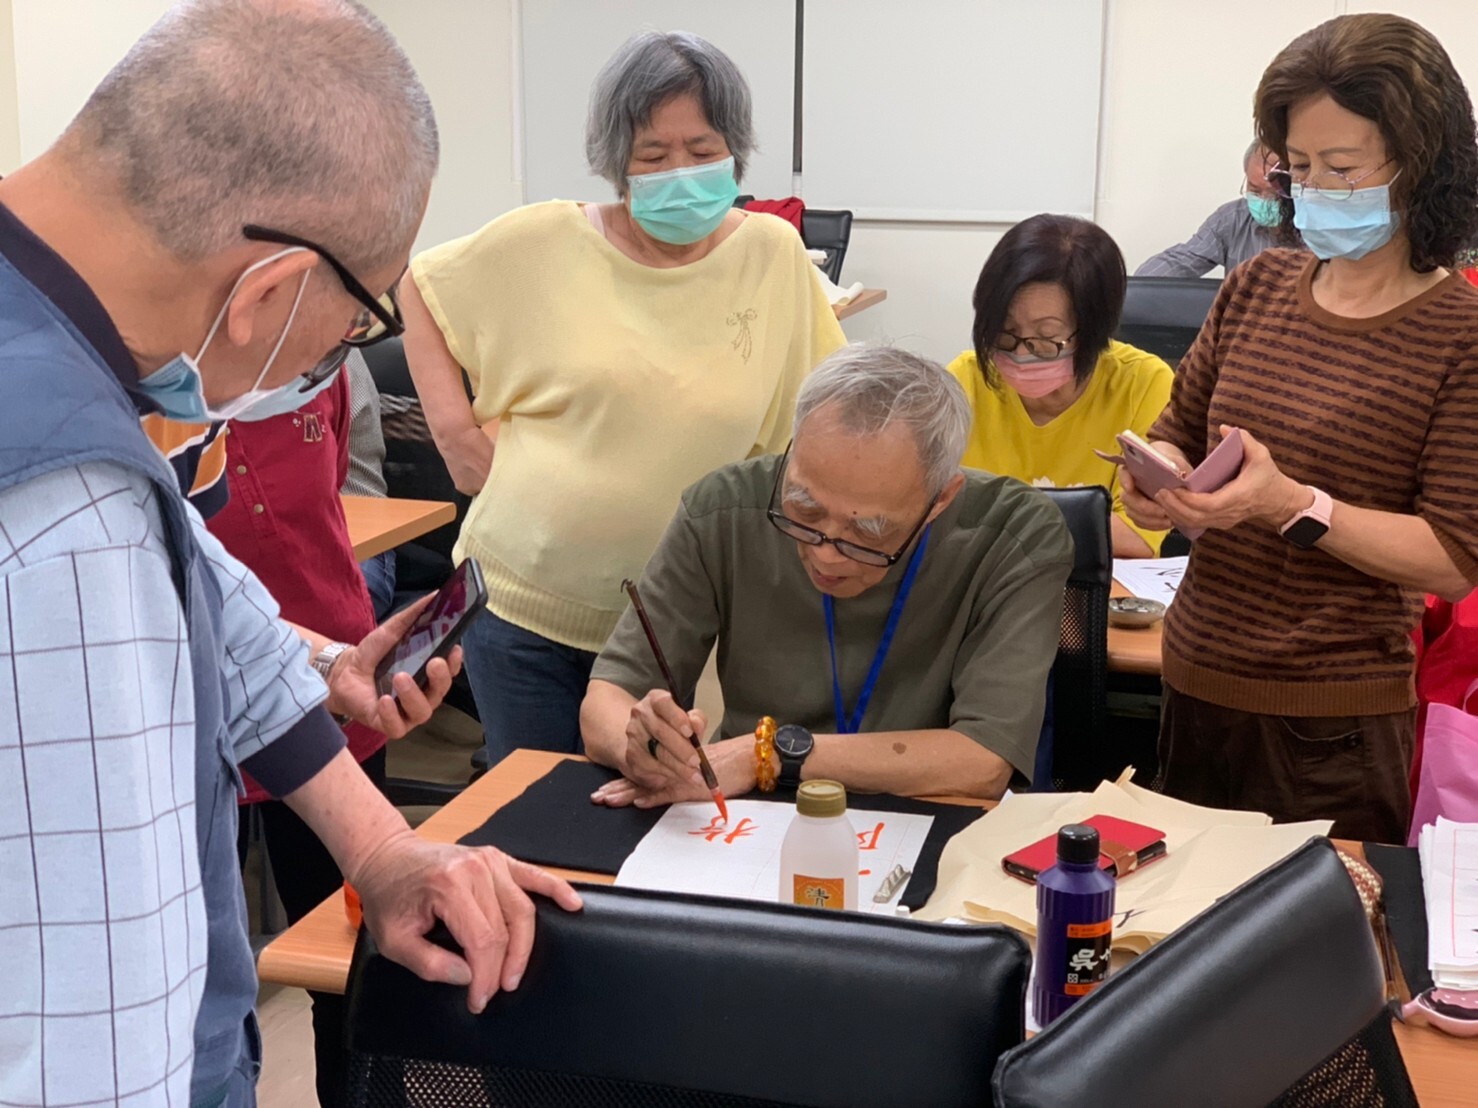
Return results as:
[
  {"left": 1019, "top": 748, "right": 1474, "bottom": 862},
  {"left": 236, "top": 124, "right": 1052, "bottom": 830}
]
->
[
  {"left": 765, "top": 444, "right": 937, "bottom": 568},
  {"left": 243, "top": 224, "right": 406, "bottom": 390},
  {"left": 994, "top": 331, "right": 1078, "bottom": 360}
]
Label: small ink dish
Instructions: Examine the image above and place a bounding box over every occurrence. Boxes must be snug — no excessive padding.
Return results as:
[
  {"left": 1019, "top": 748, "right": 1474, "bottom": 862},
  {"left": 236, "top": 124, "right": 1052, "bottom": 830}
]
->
[{"left": 1108, "top": 597, "right": 1167, "bottom": 629}]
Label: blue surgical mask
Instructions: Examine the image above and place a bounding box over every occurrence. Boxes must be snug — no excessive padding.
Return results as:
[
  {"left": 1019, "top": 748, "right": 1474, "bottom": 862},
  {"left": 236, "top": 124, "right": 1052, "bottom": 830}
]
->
[
  {"left": 1245, "top": 194, "right": 1282, "bottom": 229},
  {"left": 228, "top": 356, "right": 342, "bottom": 422},
  {"left": 626, "top": 156, "right": 740, "bottom": 245},
  {"left": 136, "top": 247, "right": 313, "bottom": 422},
  {"left": 1292, "top": 180, "right": 1400, "bottom": 261}
]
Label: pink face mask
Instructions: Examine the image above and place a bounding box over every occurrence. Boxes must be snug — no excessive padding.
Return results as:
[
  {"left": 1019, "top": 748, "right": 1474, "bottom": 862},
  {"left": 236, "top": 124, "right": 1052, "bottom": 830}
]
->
[{"left": 995, "top": 351, "right": 1075, "bottom": 399}]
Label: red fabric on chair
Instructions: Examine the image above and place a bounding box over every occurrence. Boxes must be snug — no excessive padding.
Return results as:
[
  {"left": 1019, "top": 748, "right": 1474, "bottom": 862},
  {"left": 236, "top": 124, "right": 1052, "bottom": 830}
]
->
[{"left": 743, "top": 196, "right": 805, "bottom": 232}]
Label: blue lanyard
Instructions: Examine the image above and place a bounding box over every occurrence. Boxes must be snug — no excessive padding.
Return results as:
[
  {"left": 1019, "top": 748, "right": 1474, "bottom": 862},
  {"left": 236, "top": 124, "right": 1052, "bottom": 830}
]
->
[{"left": 824, "top": 526, "right": 931, "bottom": 734}]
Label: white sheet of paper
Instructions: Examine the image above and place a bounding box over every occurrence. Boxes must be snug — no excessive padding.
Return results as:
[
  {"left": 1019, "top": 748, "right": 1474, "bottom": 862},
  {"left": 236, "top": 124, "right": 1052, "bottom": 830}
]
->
[
  {"left": 1419, "top": 818, "right": 1478, "bottom": 989},
  {"left": 615, "top": 799, "right": 933, "bottom": 913},
  {"left": 1112, "top": 556, "right": 1188, "bottom": 608}
]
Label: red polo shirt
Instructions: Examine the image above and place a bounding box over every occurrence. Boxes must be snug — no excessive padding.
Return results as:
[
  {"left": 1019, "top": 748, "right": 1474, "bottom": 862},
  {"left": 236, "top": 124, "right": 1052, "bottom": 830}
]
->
[{"left": 207, "top": 373, "right": 383, "bottom": 803}]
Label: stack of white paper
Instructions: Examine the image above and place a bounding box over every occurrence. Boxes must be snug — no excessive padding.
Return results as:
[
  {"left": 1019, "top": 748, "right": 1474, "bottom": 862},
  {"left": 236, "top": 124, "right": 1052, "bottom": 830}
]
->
[{"left": 1418, "top": 818, "right": 1478, "bottom": 990}]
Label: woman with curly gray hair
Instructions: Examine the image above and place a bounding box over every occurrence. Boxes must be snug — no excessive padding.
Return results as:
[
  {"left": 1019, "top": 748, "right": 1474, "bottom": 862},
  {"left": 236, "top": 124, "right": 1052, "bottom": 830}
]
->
[
  {"left": 1120, "top": 13, "right": 1478, "bottom": 844},
  {"left": 401, "top": 30, "right": 845, "bottom": 765}
]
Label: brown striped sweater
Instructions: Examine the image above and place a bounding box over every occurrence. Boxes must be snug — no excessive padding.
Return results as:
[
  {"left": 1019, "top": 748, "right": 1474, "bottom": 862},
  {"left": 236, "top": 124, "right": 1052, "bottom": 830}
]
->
[{"left": 1150, "top": 249, "right": 1478, "bottom": 716}]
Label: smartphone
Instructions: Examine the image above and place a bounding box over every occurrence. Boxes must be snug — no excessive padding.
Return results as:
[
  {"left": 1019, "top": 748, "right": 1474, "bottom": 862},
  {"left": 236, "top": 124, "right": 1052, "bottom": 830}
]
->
[{"left": 373, "top": 558, "right": 487, "bottom": 698}]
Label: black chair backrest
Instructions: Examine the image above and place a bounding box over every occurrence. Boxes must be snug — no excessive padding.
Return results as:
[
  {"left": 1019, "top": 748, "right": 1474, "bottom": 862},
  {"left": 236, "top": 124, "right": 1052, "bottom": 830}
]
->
[
  {"left": 1115, "top": 276, "right": 1221, "bottom": 368},
  {"left": 993, "top": 839, "right": 1415, "bottom": 1108},
  {"left": 800, "top": 208, "right": 853, "bottom": 284},
  {"left": 345, "top": 885, "right": 1031, "bottom": 1108},
  {"left": 360, "top": 336, "right": 470, "bottom": 584},
  {"left": 1039, "top": 487, "right": 1111, "bottom": 789},
  {"left": 733, "top": 196, "right": 853, "bottom": 283}
]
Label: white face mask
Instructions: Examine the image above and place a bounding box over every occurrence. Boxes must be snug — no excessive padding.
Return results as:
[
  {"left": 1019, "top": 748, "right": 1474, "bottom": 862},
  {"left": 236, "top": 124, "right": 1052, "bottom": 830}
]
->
[{"left": 139, "top": 247, "right": 312, "bottom": 422}]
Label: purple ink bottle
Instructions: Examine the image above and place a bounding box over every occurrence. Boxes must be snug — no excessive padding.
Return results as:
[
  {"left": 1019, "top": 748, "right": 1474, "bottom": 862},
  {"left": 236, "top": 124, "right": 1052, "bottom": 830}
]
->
[{"left": 1033, "top": 823, "right": 1116, "bottom": 1027}]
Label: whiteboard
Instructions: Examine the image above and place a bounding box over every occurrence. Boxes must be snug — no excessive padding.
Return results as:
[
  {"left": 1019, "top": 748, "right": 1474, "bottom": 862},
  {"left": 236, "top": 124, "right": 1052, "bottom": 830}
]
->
[
  {"left": 520, "top": 1, "right": 797, "bottom": 204},
  {"left": 802, "top": 0, "right": 1105, "bottom": 222}
]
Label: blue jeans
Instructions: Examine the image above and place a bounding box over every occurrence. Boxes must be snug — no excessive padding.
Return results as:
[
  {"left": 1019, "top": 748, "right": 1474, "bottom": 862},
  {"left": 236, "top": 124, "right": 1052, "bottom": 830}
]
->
[
  {"left": 359, "top": 550, "right": 397, "bottom": 622},
  {"left": 461, "top": 608, "right": 599, "bottom": 766}
]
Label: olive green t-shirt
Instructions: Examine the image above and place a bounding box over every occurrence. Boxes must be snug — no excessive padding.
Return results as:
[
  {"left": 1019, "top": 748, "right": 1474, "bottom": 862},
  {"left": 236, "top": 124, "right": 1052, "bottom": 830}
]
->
[{"left": 591, "top": 455, "right": 1074, "bottom": 779}]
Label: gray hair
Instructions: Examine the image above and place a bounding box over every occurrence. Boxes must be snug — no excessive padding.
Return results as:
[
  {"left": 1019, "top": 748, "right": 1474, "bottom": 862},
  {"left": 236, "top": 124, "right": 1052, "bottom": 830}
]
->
[
  {"left": 1244, "top": 139, "right": 1267, "bottom": 172},
  {"left": 793, "top": 345, "right": 971, "bottom": 496},
  {"left": 60, "top": 0, "right": 438, "bottom": 273},
  {"left": 585, "top": 30, "right": 755, "bottom": 197}
]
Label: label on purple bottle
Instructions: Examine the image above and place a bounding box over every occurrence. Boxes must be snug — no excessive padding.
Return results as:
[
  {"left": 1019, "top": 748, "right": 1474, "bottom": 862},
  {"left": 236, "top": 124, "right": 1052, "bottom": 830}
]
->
[{"left": 1062, "top": 918, "right": 1112, "bottom": 997}]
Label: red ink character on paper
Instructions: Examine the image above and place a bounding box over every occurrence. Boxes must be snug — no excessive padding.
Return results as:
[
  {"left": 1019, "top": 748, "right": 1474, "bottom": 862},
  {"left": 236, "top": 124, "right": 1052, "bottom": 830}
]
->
[
  {"left": 689, "top": 816, "right": 757, "bottom": 844},
  {"left": 857, "top": 822, "right": 884, "bottom": 851}
]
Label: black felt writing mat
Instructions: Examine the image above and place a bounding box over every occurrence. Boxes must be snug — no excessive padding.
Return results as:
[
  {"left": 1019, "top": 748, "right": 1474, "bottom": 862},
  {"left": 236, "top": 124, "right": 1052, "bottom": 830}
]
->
[
  {"left": 458, "top": 759, "right": 985, "bottom": 910},
  {"left": 1364, "top": 843, "right": 1434, "bottom": 996}
]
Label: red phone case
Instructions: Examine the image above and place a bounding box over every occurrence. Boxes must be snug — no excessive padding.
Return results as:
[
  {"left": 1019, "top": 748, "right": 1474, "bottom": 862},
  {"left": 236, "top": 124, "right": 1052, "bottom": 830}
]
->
[{"left": 1001, "top": 815, "right": 1167, "bottom": 884}]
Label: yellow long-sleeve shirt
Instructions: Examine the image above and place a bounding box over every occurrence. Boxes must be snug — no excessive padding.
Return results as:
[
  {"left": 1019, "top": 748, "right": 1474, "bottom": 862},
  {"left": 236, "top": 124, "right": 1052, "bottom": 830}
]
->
[
  {"left": 946, "top": 340, "right": 1174, "bottom": 553},
  {"left": 412, "top": 201, "right": 846, "bottom": 651}
]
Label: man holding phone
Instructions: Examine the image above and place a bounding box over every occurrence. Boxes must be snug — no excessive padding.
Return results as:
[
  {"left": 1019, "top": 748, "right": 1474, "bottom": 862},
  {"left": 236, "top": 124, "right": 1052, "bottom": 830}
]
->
[{"left": 0, "top": 5, "right": 579, "bottom": 1106}]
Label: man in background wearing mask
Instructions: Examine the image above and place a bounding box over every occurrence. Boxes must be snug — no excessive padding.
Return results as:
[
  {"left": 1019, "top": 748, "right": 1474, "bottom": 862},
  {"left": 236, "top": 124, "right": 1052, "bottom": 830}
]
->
[
  {"left": 1135, "top": 141, "right": 1290, "bottom": 278},
  {"left": 0, "top": 3, "right": 579, "bottom": 1107}
]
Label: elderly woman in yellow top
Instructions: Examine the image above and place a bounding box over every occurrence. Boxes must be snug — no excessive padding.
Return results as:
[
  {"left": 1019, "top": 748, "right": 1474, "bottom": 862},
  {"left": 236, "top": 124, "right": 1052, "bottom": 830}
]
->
[
  {"left": 947, "top": 214, "right": 1173, "bottom": 557},
  {"left": 402, "top": 30, "right": 845, "bottom": 762}
]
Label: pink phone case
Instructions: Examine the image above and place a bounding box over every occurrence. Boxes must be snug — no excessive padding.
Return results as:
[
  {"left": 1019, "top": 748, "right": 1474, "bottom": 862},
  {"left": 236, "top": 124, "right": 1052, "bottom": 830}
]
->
[{"left": 1095, "top": 429, "right": 1245, "bottom": 540}]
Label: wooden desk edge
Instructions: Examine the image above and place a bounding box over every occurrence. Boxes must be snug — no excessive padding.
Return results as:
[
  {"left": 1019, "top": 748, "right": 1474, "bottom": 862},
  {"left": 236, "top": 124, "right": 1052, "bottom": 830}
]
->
[
  {"left": 342, "top": 496, "right": 457, "bottom": 561},
  {"left": 834, "top": 288, "right": 887, "bottom": 321}
]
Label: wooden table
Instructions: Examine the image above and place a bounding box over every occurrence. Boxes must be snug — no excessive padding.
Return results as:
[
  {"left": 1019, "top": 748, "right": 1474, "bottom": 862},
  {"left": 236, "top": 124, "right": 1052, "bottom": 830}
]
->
[
  {"left": 258, "top": 751, "right": 1476, "bottom": 1105},
  {"left": 1107, "top": 579, "right": 1163, "bottom": 676},
  {"left": 341, "top": 495, "right": 456, "bottom": 561},
  {"left": 834, "top": 287, "right": 887, "bottom": 321}
]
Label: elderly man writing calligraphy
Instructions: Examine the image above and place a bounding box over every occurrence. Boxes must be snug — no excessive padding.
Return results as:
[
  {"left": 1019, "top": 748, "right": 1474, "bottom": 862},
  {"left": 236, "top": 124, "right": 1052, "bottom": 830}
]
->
[
  {"left": 582, "top": 345, "right": 1073, "bottom": 803},
  {"left": 0, "top": 3, "right": 577, "bottom": 1106}
]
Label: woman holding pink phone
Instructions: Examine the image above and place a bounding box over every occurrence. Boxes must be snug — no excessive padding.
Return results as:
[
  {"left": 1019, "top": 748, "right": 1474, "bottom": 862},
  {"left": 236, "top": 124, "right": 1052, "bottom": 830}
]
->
[{"left": 1120, "top": 13, "right": 1478, "bottom": 844}]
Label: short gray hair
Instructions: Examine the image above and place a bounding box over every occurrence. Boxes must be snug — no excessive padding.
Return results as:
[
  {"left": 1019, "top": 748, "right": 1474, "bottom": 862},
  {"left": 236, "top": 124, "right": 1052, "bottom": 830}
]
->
[
  {"left": 1244, "top": 139, "right": 1267, "bottom": 172},
  {"left": 61, "top": 0, "right": 438, "bottom": 273},
  {"left": 793, "top": 345, "right": 971, "bottom": 496},
  {"left": 586, "top": 30, "right": 755, "bottom": 197}
]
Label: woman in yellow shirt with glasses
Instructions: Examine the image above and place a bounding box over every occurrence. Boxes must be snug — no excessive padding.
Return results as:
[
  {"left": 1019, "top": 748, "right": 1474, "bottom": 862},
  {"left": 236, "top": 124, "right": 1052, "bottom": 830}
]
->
[{"left": 947, "top": 214, "right": 1173, "bottom": 557}]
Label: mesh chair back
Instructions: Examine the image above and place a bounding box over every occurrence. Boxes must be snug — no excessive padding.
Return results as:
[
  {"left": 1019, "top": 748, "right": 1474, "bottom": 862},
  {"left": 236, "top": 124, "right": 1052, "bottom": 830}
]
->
[
  {"left": 360, "top": 336, "right": 470, "bottom": 584},
  {"left": 993, "top": 839, "right": 1417, "bottom": 1108},
  {"left": 1039, "top": 487, "right": 1111, "bottom": 788},
  {"left": 345, "top": 885, "right": 1031, "bottom": 1108},
  {"left": 1115, "top": 276, "right": 1221, "bottom": 368}
]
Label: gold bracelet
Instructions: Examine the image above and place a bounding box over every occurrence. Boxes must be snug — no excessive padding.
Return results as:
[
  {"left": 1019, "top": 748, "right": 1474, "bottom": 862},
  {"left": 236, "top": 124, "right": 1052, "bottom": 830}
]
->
[{"left": 754, "top": 715, "right": 778, "bottom": 793}]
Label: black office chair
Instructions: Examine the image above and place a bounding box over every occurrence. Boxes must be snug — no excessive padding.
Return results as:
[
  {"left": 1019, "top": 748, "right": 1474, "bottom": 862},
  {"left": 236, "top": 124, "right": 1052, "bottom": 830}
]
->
[
  {"left": 361, "top": 336, "right": 484, "bottom": 802},
  {"left": 344, "top": 885, "right": 1031, "bottom": 1107},
  {"left": 1039, "top": 487, "right": 1113, "bottom": 790},
  {"left": 801, "top": 208, "right": 854, "bottom": 284},
  {"left": 993, "top": 838, "right": 1416, "bottom": 1108},
  {"left": 1114, "top": 276, "right": 1221, "bottom": 369},
  {"left": 733, "top": 196, "right": 854, "bottom": 283}
]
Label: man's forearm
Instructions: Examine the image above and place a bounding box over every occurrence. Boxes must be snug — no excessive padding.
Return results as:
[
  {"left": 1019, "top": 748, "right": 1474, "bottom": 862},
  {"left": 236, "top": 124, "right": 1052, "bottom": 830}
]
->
[
  {"left": 803, "top": 729, "right": 1012, "bottom": 799},
  {"left": 580, "top": 679, "right": 637, "bottom": 771},
  {"left": 282, "top": 747, "right": 412, "bottom": 884}
]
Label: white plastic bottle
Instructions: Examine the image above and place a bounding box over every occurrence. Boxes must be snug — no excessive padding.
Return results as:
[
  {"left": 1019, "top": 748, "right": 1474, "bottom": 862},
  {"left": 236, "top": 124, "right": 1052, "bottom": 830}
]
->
[{"left": 779, "top": 780, "right": 858, "bottom": 911}]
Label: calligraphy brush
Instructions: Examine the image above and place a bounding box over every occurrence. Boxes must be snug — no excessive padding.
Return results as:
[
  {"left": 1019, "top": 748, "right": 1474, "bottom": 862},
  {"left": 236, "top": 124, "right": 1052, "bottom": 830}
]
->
[{"left": 621, "top": 578, "right": 729, "bottom": 823}]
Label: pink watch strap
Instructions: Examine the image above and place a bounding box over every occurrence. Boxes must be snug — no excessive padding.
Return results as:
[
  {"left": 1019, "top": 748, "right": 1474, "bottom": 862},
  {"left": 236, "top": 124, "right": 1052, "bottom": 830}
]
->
[{"left": 1279, "top": 486, "right": 1333, "bottom": 537}]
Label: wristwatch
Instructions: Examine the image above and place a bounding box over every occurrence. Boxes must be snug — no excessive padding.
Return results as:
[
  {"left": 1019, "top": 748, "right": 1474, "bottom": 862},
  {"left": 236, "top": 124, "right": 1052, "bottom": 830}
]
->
[
  {"left": 774, "top": 724, "right": 815, "bottom": 788},
  {"left": 1279, "top": 486, "right": 1333, "bottom": 549},
  {"left": 310, "top": 641, "right": 352, "bottom": 683}
]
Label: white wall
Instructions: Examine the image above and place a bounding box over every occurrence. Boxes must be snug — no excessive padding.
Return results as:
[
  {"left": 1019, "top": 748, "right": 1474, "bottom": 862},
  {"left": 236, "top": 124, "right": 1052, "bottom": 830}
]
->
[
  {"left": 365, "top": 0, "right": 521, "bottom": 253},
  {"left": 9, "top": 0, "right": 170, "bottom": 163},
  {"left": 6, "top": 0, "right": 1476, "bottom": 358}
]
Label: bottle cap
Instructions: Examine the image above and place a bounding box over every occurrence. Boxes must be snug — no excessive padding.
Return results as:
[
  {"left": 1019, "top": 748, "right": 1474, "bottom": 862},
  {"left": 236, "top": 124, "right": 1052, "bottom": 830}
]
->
[
  {"left": 1057, "top": 823, "right": 1101, "bottom": 865},
  {"left": 796, "top": 779, "right": 847, "bottom": 818}
]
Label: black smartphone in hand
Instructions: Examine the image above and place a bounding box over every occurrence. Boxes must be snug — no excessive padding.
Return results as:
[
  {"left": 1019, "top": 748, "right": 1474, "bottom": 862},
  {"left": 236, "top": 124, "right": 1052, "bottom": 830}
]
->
[{"left": 373, "top": 558, "right": 487, "bottom": 698}]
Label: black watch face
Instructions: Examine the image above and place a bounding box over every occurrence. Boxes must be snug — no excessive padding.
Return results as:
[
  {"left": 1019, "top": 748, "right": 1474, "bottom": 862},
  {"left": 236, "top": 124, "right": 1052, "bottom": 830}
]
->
[
  {"left": 774, "top": 724, "right": 815, "bottom": 758},
  {"left": 1285, "top": 517, "right": 1328, "bottom": 549}
]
